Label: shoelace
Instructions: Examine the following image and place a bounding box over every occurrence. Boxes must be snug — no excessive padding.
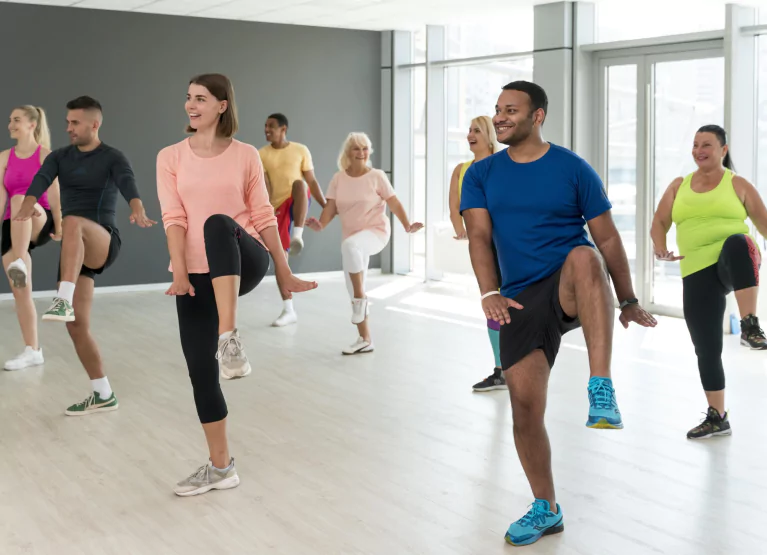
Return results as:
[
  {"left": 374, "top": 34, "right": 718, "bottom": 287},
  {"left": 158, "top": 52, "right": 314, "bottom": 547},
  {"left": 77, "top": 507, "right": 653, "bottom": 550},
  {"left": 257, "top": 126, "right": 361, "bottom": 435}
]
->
[
  {"left": 73, "top": 393, "right": 96, "bottom": 410},
  {"left": 215, "top": 335, "right": 244, "bottom": 362},
  {"left": 587, "top": 380, "right": 616, "bottom": 410},
  {"left": 50, "top": 298, "right": 67, "bottom": 313},
  {"left": 518, "top": 502, "right": 549, "bottom": 528},
  {"left": 186, "top": 464, "right": 210, "bottom": 483}
]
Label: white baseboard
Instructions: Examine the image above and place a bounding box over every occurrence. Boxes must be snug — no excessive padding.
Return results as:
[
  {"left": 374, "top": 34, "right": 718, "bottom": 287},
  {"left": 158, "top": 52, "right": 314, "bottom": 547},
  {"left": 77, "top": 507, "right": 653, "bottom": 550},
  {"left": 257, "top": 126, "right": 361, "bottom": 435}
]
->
[{"left": 0, "top": 269, "right": 375, "bottom": 302}]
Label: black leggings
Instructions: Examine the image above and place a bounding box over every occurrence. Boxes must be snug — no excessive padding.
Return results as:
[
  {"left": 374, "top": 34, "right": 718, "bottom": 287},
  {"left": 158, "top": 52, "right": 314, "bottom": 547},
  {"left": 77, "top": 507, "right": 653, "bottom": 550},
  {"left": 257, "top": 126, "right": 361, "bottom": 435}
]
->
[
  {"left": 176, "top": 215, "right": 270, "bottom": 424},
  {"left": 683, "top": 234, "right": 760, "bottom": 392}
]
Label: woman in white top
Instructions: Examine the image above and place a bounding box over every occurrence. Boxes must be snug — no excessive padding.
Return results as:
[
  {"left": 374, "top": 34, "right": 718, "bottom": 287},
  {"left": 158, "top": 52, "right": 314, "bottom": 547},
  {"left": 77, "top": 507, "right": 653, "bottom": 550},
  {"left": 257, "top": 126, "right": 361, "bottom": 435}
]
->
[{"left": 307, "top": 132, "right": 422, "bottom": 354}]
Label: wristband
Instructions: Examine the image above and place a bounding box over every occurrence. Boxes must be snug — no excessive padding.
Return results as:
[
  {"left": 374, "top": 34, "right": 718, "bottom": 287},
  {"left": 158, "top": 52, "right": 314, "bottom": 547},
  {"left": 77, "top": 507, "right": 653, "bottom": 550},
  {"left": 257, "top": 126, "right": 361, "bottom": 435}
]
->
[{"left": 481, "top": 291, "right": 500, "bottom": 300}]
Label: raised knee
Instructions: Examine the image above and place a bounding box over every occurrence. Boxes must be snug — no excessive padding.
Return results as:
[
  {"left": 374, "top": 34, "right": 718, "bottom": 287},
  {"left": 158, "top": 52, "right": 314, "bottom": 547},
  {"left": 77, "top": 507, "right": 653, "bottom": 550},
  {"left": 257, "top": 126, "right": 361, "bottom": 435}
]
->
[
  {"left": 723, "top": 234, "right": 748, "bottom": 251},
  {"left": 203, "top": 214, "right": 231, "bottom": 238},
  {"left": 567, "top": 246, "right": 604, "bottom": 276},
  {"left": 341, "top": 238, "right": 360, "bottom": 257}
]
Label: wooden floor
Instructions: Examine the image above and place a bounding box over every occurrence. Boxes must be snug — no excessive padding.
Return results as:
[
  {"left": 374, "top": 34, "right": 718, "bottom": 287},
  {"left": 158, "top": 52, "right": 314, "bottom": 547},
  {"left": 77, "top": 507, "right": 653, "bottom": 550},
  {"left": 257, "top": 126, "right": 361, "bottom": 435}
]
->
[{"left": 0, "top": 272, "right": 764, "bottom": 555}]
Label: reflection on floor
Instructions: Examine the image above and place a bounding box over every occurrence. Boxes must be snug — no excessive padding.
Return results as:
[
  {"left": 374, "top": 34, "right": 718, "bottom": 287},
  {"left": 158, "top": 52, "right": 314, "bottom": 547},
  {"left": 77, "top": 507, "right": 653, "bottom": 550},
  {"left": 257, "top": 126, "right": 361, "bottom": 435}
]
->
[{"left": 0, "top": 272, "right": 763, "bottom": 555}]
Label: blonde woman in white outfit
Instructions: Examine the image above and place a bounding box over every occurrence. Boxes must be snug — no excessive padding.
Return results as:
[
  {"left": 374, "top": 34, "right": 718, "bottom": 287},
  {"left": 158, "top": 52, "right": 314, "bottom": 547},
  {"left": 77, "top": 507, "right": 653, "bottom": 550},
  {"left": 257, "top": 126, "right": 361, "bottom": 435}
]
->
[{"left": 307, "top": 132, "right": 422, "bottom": 354}]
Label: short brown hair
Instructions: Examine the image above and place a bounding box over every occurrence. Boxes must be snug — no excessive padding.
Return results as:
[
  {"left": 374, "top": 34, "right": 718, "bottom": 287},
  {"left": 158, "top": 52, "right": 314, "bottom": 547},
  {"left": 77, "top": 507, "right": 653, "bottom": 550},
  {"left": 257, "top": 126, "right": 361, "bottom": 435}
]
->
[{"left": 186, "top": 73, "right": 239, "bottom": 138}]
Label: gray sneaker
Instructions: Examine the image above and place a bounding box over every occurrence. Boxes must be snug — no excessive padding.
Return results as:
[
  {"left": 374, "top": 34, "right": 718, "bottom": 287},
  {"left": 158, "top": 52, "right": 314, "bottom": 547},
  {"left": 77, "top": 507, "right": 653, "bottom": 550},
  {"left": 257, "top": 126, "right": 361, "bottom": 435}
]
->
[
  {"left": 174, "top": 459, "right": 240, "bottom": 497},
  {"left": 216, "top": 328, "right": 251, "bottom": 380}
]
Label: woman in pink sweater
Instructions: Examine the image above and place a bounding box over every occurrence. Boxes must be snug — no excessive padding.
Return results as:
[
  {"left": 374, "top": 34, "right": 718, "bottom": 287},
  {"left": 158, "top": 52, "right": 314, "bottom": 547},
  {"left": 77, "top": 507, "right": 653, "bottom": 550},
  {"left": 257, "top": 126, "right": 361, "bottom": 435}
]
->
[
  {"left": 307, "top": 132, "right": 422, "bottom": 354},
  {"left": 157, "top": 73, "right": 317, "bottom": 497}
]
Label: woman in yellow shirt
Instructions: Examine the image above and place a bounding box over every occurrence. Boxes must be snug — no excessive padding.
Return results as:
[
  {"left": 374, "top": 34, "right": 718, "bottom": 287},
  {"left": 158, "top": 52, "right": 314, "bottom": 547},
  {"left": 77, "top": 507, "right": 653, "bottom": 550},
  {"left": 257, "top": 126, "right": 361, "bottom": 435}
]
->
[
  {"left": 448, "top": 116, "right": 505, "bottom": 392},
  {"left": 652, "top": 124, "right": 767, "bottom": 440}
]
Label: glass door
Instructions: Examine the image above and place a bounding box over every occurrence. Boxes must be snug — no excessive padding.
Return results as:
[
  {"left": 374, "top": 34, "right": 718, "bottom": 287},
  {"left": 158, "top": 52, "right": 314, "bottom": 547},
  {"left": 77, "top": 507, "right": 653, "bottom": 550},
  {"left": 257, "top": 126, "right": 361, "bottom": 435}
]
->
[{"left": 598, "top": 49, "right": 724, "bottom": 317}]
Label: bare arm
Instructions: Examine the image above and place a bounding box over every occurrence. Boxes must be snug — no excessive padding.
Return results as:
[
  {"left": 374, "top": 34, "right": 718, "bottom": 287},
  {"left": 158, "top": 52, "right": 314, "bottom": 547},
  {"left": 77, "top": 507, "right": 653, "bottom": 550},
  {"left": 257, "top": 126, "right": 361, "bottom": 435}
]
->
[
  {"left": 386, "top": 195, "right": 416, "bottom": 232},
  {"left": 264, "top": 172, "right": 273, "bottom": 199},
  {"left": 587, "top": 210, "right": 636, "bottom": 303},
  {"left": 308, "top": 199, "right": 338, "bottom": 231},
  {"left": 463, "top": 208, "right": 499, "bottom": 295},
  {"left": 0, "top": 151, "right": 8, "bottom": 221},
  {"left": 651, "top": 177, "right": 683, "bottom": 255},
  {"left": 735, "top": 176, "right": 767, "bottom": 239},
  {"left": 48, "top": 179, "right": 62, "bottom": 234},
  {"left": 448, "top": 164, "right": 466, "bottom": 238},
  {"left": 303, "top": 169, "right": 327, "bottom": 208}
]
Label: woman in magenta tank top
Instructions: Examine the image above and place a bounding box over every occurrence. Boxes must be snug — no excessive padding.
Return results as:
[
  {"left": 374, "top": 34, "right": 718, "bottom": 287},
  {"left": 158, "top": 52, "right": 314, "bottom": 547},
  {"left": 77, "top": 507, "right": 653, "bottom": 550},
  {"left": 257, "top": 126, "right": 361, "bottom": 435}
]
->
[{"left": 0, "top": 105, "right": 62, "bottom": 371}]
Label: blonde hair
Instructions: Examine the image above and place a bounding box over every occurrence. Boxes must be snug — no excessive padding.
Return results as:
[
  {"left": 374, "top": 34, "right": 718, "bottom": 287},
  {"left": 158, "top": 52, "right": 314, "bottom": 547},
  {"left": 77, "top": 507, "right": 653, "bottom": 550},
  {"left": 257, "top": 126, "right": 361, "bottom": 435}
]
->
[
  {"left": 471, "top": 115, "right": 500, "bottom": 154},
  {"left": 338, "top": 132, "right": 374, "bottom": 171},
  {"left": 13, "top": 105, "right": 51, "bottom": 149}
]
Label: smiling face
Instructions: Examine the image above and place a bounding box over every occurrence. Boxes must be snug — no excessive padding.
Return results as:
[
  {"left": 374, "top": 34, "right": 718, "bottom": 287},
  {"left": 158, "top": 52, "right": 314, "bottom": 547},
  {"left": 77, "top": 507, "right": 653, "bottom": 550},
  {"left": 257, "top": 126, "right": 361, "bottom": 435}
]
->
[
  {"left": 264, "top": 118, "right": 286, "bottom": 144},
  {"left": 8, "top": 109, "right": 34, "bottom": 142},
  {"left": 185, "top": 83, "right": 227, "bottom": 133},
  {"left": 348, "top": 140, "right": 370, "bottom": 166},
  {"left": 692, "top": 131, "right": 727, "bottom": 171},
  {"left": 466, "top": 123, "right": 490, "bottom": 154},
  {"left": 493, "top": 89, "right": 543, "bottom": 147}
]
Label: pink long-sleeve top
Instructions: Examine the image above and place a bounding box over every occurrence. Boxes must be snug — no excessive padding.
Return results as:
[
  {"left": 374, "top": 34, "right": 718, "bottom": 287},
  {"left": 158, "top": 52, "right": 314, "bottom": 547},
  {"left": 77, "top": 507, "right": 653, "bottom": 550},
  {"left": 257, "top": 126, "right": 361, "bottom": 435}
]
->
[{"left": 156, "top": 138, "right": 277, "bottom": 274}]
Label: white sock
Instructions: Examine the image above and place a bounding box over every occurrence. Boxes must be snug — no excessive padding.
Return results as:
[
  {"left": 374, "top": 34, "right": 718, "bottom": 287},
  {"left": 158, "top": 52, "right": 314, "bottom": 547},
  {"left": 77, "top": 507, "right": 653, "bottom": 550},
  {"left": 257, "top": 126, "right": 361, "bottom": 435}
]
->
[
  {"left": 291, "top": 227, "right": 304, "bottom": 241},
  {"left": 91, "top": 377, "right": 112, "bottom": 399},
  {"left": 219, "top": 331, "right": 233, "bottom": 342},
  {"left": 12, "top": 257, "right": 26, "bottom": 269},
  {"left": 283, "top": 299, "right": 294, "bottom": 313},
  {"left": 57, "top": 281, "right": 76, "bottom": 304}
]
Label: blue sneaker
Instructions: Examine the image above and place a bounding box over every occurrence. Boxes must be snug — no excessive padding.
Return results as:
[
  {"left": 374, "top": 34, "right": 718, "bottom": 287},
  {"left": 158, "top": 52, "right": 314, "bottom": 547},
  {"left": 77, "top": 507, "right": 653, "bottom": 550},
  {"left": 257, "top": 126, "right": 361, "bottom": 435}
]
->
[
  {"left": 586, "top": 376, "right": 623, "bottom": 429},
  {"left": 504, "top": 499, "right": 564, "bottom": 546}
]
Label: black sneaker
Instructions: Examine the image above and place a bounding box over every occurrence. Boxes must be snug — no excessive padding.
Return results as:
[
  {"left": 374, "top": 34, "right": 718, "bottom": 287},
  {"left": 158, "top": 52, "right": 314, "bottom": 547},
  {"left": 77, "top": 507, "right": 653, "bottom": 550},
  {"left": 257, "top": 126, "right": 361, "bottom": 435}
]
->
[
  {"left": 740, "top": 315, "right": 767, "bottom": 350},
  {"left": 687, "top": 406, "right": 732, "bottom": 440},
  {"left": 472, "top": 369, "right": 506, "bottom": 392}
]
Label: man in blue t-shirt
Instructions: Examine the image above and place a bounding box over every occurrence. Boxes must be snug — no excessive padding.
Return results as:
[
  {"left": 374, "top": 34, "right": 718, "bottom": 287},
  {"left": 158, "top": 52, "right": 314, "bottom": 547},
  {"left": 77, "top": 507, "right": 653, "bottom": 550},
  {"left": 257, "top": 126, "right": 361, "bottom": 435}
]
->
[{"left": 460, "top": 81, "right": 657, "bottom": 547}]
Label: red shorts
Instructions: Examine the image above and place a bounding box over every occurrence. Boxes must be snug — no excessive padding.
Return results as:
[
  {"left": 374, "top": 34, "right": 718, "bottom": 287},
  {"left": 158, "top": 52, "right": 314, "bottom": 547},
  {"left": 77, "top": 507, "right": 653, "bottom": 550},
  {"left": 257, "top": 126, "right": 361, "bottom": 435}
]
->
[{"left": 275, "top": 188, "right": 311, "bottom": 251}]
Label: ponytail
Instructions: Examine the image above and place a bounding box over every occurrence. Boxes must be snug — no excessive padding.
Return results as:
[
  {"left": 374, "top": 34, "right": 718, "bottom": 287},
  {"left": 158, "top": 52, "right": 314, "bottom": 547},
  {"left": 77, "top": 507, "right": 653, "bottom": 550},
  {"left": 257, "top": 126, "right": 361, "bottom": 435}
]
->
[
  {"left": 34, "top": 107, "right": 51, "bottom": 150},
  {"left": 697, "top": 124, "right": 734, "bottom": 171},
  {"left": 13, "top": 105, "right": 51, "bottom": 150}
]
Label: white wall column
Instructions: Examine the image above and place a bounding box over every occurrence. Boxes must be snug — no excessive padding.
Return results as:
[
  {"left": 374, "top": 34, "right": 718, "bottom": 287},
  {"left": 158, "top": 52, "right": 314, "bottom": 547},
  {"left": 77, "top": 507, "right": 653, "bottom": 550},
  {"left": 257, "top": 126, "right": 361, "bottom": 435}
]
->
[
  {"left": 425, "top": 25, "right": 446, "bottom": 281},
  {"left": 572, "top": 1, "right": 597, "bottom": 163},
  {"left": 390, "top": 30, "right": 414, "bottom": 275},
  {"left": 533, "top": 1, "right": 574, "bottom": 148}
]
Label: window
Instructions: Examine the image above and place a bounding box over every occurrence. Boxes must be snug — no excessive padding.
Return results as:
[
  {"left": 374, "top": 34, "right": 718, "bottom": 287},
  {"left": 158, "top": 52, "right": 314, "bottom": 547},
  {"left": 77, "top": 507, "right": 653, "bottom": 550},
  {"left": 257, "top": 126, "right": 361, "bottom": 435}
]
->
[
  {"left": 411, "top": 66, "right": 426, "bottom": 274},
  {"left": 412, "top": 27, "right": 426, "bottom": 64},
  {"left": 444, "top": 57, "right": 534, "bottom": 221},
  {"left": 596, "top": 0, "right": 724, "bottom": 43},
  {"left": 445, "top": 12, "right": 534, "bottom": 59}
]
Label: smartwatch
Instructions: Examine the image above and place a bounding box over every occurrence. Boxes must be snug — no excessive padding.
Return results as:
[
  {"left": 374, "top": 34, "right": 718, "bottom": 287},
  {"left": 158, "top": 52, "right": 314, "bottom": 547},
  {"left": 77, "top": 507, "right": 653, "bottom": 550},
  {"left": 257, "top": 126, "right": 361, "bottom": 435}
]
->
[{"left": 619, "top": 298, "right": 638, "bottom": 310}]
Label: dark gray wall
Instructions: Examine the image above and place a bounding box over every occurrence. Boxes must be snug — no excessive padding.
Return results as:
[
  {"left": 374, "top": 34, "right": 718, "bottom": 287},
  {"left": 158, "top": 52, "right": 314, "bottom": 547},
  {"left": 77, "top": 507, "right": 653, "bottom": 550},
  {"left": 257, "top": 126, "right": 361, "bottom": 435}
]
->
[{"left": 0, "top": 2, "right": 381, "bottom": 293}]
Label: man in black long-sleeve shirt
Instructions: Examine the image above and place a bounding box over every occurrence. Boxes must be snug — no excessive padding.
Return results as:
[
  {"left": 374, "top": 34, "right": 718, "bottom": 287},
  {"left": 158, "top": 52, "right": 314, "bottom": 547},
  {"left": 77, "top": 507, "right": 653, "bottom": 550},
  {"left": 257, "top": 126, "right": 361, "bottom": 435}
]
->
[{"left": 17, "top": 96, "right": 155, "bottom": 416}]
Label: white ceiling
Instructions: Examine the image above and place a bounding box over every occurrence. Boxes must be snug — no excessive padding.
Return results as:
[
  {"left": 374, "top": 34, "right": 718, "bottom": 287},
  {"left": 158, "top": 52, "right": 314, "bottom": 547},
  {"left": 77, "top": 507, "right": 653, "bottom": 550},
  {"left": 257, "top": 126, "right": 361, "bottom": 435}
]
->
[
  {"left": 1, "top": 0, "right": 765, "bottom": 31},
  {"left": 0, "top": 0, "right": 558, "bottom": 30}
]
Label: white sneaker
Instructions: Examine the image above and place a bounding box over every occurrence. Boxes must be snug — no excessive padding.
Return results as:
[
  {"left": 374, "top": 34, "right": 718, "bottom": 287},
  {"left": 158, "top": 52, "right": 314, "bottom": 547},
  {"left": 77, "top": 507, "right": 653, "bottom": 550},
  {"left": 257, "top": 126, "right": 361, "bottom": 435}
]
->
[
  {"left": 289, "top": 236, "right": 304, "bottom": 256},
  {"left": 351, "top": 298, "right": 368, "bottom": 324},
  {"left": 216, "top": 329, "right": 251, "bottom": 380},
  {"left": 272, "top": 309, "right": 298, "bottom": 327},
  {"left": 342, "top": 337, "right": 374, "bottom": 355},
  {"left": 7, "top": 259, "right": 28, "bottom": 289},
  {"left": 4, "top": 346, "right": 44, "bottom": 371}
]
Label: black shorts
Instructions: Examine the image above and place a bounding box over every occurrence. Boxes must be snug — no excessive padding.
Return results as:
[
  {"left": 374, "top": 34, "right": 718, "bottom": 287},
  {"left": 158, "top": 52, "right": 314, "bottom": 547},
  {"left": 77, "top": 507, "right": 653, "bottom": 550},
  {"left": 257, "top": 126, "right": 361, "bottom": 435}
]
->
[
  {"left": 499, "top": 267, "right": 581, "bottom": 370},
  {"left": 1, "top": 210, "right": 55, "bottom": 256},
  {"left": 57, "top": 225, "right": 121, "bottom": 281}
]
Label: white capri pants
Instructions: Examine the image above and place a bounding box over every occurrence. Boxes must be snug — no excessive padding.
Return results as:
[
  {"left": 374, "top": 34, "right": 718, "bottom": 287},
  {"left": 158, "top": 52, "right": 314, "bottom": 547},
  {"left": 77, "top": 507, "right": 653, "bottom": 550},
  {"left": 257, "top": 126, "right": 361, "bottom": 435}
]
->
[{"left": 342, "top": 230, "right": 389, "bottom": 299}]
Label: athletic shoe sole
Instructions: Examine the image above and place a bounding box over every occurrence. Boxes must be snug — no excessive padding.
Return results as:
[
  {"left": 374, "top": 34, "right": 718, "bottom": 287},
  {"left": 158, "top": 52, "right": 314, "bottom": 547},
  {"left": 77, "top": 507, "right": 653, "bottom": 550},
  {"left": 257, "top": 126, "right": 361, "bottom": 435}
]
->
[
  {"left": 220, "top": 362, "right": 252, "bottom": 380},
  {"left": 472, "top": 384, "right": 507, "bottom": 392},
  {"left": 505, "top": 523, "right": 564, "bottom": 546},
  {"left": 65, "top": 404, "right": 119, "bottom": 417},
  {"left": 42, "top": 314, "right": 75, "bottom": 323},
  {"left": 7, "top": 267, "right": 26, "bottom": 289},
  {"left": 342, "top": 347, "right": 374, "bottom": 356},
  {"left": 174, "top": 475, "right": 240, "bottom": 497},
  {"left": 289, "top": 240, "right": 303, "bottom": 256},
  {"left": 740, "top": 338, "right": 767, "bottom": 350},
  {"left": 687, "top": 429, "right": 732, "bottom": 440},
  {"left": 586, "top": 417, "right": 624, "bottom": 429},
  {"left": 4, "top": 361, "right": 44, "bottom": 371}
]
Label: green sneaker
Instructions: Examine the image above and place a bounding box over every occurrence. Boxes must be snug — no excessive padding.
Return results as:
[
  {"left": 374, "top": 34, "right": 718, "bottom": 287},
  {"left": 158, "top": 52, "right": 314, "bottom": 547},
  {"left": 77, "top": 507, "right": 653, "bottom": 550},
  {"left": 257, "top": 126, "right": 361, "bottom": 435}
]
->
[
  {"left": 65, "top": 391, "right": 119, "bottom": 416},
  {"left": 42, "top": 297, "right": 75, "bottom": 322}
]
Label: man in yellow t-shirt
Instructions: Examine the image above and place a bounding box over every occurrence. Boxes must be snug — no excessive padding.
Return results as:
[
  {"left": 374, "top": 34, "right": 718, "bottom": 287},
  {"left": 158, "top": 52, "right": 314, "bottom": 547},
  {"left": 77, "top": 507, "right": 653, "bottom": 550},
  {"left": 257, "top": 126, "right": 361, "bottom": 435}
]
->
[{"left": 259, "top": 113, "right": 327, "bottom": 326}]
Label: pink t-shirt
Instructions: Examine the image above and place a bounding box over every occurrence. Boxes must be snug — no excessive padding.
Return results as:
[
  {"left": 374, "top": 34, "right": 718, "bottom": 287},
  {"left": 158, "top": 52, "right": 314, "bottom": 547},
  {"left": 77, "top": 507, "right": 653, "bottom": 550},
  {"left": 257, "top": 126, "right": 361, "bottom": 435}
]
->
[
  {"left": 326, "top": 168, "right": 396, "bottom": 240},
  {"left": 156, "top": 138, "right": 277, "bottom": 274}
]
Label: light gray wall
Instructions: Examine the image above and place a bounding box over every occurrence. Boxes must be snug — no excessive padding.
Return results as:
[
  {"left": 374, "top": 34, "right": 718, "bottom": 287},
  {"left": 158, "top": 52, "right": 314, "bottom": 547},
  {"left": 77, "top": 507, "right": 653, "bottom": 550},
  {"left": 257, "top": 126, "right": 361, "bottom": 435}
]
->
[{"left": 0, "top": 2, "right": 381, "bottom": 293}]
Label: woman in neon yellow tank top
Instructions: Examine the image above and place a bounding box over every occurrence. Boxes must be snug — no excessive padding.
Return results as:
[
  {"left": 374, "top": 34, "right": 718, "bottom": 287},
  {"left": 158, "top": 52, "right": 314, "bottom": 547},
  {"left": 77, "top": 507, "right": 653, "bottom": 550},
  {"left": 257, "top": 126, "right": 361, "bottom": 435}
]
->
[
  {"left": 652, "top": 124, "right": 767, "bottom": 440},
  {"left": 448, "top": 116, "right": 507, "bottom": 392}
]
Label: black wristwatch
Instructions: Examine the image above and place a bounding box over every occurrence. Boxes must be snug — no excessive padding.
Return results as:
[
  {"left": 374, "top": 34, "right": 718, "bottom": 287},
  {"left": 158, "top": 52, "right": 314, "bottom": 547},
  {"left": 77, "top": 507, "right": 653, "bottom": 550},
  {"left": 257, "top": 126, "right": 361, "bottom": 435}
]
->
[{"left": 619, "top": 298, "right": 639, "bottom": 310}]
